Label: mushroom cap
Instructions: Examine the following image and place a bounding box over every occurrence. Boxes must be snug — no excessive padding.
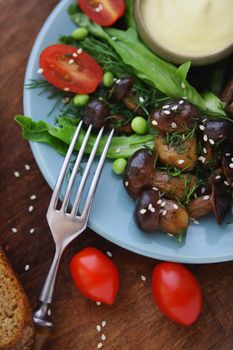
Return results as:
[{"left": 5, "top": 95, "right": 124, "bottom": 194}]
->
[
  {"left": 123, "top": 149, "right": 155, "bottom": 199},
  {"left": 212, "top": 180, "right": 231, "bottom": 224},
  {"left": 150, "top": 100, "right": 199, "bottom": 133},
  {"left": 158, "top": 199, "right": 189, "bottom": 235},
  {"left": 83, "top": 99, "right": 109, "bottom": 133},
  {"left": 134, "top": 189, "right": 160, "bottom": 232},
  {"left": 203, "top": 120, "right": 233, "bottom": 144},
  {"left": 112, "top": 77, "right": 134, "bottom": 102},
  {"left": 187, "top": 195, "right": 212, "bottom": 219}
]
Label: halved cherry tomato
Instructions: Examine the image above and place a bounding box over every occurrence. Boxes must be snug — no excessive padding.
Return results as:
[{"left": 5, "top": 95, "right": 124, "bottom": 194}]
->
[
  {"left": 39, "top": 44, "right": 103, "bottom": 94},
  {"left": 79, "top": 0, "right": 126, "bottom": 27},
  {"left": 70, "top": 247, "right": 119, "bottom": 305},
  {"left": 152, "top": 262, "right": 202, "bottom": 326}
]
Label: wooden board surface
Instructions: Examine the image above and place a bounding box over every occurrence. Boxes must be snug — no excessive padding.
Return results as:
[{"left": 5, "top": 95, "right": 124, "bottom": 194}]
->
[{"left": 1, "top": 1, "right": 233, "bottom": 349}]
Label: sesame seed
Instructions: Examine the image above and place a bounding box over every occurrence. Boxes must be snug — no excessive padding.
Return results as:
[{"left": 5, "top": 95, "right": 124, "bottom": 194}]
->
[
  {"left": 231, "top": 158, "right": 233, "bottom": 162},
  {"left": 96, "top": 301, "right": 101, "bottom": 306},
  {"left": 179, "top": 100, "right": 184, "bottom": 105},
  {"left": 111, "top": 36, "right": 117, "bottom": 40},
  {"left": 140, "top": 209, "right": 147, "bottom": 215},
  {"left": 106, "top": 251, "right": 112, "bottom": 258},
  {"left": 125, "top": 181, "right": 129, "bottom": 187},
  {"left": 63, "top": 87, "right": 70, "bottom": 92},
  {"left": 203, "top": 147, "right": 207, "bottom": 154},
  {"left": 199, "top": 125, "right": 205, "bottom": 131},
  {"left": 98, "top": 97, "right": 103, "bottom": 101},
  {"left": 181, "top": 82, "right": 186, "bottom": 89},
  {"left": 72, "top": 53, "right": 78, "bottom": 57},
  {"left": 139, "top": 96, "right": 144, "bottom": 103},
  {"left": 161, "top": 201, "right": 166, "bottom": 207},
  {"left": 115, "top": 148, "right": 121, "bottom": 153},
  {"left": 178, "top": 159, "right": 184, "bottom": 165},
  {"left": 193, "top": 219, "right": 199, "bottom": 225},
  {"left": 97, "top": 343, "right": 103, "bottom": 349},
  {"left": 25, "top": 164, "right": 30, "bottom": 170},
  {"left": 150, "top": 207, "right": 155, "bottom": 213},
  {"left": 77, "top": 48, "right": 83, "bottom": 54},
  {"left": 152, "top": 187, "right": 159, "bottom": 191},
  {"left": 95, "top": 3, "right": 103, "bottom": 12},
  {"left": 224, "top": 180, "right": 229, "bottom": 186},
  {"left": 215, "top": 175, "right": 221, "bottom": 180},
  {"left": 162, "top": 210, "right": 167, "bottom": 216},
  {"left": 30, "top": 194, "right": 37, "bottom": 200},
  {"left": 101, "top": 334, "right": 106, "bottom": 341},
  {"left": 203, "top": 135, "right": 208, "bottom": 142},
  {"left": 171, "top": 122, "right": 177, "bottom": 129},
  {"left": 47, "top": 309, "right": 52, "bottom": 316},
  {"left": 24, "top": 264, "right": 30, "bottom": 272},
  {"left": 116, "top": 79, "right": 121, "bottom": 84},
  {"left": 162, "top": 104, "right": 170, "bottom": 109},
  {"left": 163, "top": 110, "right": 171, "bottom": 115},
  {"left": 37, "top": 68, "right": 43, "bottom": 74},
  {"left": 194, "top": 193, "right": 197, "bottom": 198},
  {"left": 202, "top": 118, "right": 207, "bottom": 123},
  {"left": 96, "top": 325, "right": 101, "bottom": 332},
  {"left": 148, "top": 203, "right": 152, "bottom": 210},
  {"left": 173, "top": 204, "right": 178, "bottom": 210},
  {"left": 157, "top": 199, "right": 162, "bottom": 204},
  {"left": 198, "top": 156, "right": 206, "bottom": 163},
  {"left": 12, "top": 227, "right": 17, "bottom": 233},
  {"left": 167, "top": 233, "right": 174, "bottom": 237},
  {"left": 203, "top": 195, "right": 210, "bottom": 201},
  {"left": 62, "top": 97, "right": 70, "bottom": 104},
  {"left": 171, "top": 105, "right": 178, "bottom": 111},
  {"left": 68, "top": 59, "right": 74, "bottom": 64},
  {"left": 209, "top": 139, "right": 215, "bottom": 145},
  {"left": 141, "top": 275, "right": 146, "bottom": 282},
  {"left": 152, "top": 120, "right": 158, "bottom": 126},
  {"left": 101, "top": 321, "right": 106, "bottom": 327},
  {"left": 29, "top": 228, "right": 35, "bottom": 234},
  {"left": 14, "top": 171, "right": 20, "bottom": 178},
  {"left": 28, "top": 205, "right": 34, "bottom": 213},
  {"left": 201, "top": 187, "right": 206, "bottom": 194},
  {"left": 225, "top": 153, "right": 231, "bottom": 156},
  {"left": 229, "top": 163, "right": 233, "bottom": 168},
  {"left": 159, "top": 209, "right": 164, "bottom": 214}
]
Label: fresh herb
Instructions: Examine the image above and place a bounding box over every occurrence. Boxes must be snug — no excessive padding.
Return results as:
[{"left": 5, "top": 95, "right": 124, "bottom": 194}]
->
[{"left": 163, "top": 125, "right": 196, "bottom": 152}]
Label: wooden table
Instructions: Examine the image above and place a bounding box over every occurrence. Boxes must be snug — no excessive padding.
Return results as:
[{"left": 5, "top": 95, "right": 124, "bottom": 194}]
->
[{"left": 1, "top": 1, "right": 233, "bottom": 349}]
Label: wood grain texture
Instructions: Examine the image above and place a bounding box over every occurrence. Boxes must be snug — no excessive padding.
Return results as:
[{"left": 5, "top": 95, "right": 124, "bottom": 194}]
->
[{"left": 1, "top": 1, "right": 233, "bottom": 349}]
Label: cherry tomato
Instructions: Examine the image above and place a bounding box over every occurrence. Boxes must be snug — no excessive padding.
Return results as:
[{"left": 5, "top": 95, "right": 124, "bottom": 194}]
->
[
  {"left": 79, "top": 0, "right": 126, "bottom": 27},
  {"left": 70, "top": 247, "right": 119, "bottom": 304},
  {"left": 152, "top": 262, "right": 202, "bottom": 326},
  {"left": 39, "top": 44, "right": 103, "bottom": 94}
]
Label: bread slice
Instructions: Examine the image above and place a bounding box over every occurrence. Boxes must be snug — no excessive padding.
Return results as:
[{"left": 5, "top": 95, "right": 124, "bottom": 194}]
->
[{"left": 0, "top": 249, "right": 34, "bottom": 350}]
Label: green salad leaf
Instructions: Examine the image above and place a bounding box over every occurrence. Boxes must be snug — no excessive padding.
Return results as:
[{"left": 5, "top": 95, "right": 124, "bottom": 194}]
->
[
  {"left": 15, "top": 115, "right": 155, "bottom": 158},
  {"left": 70, "top": 9, "right": 227, "bottom": 118}
]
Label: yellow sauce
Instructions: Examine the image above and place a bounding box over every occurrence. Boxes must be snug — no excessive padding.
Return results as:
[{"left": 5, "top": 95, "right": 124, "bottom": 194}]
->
[{"left": 141, "top": 0, "right": 233, "bottom": 57}]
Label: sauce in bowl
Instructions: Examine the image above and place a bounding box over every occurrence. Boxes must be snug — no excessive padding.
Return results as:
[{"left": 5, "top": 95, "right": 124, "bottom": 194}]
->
[{"left": 137, "top": 0, "right": 233, "bottom": 64}]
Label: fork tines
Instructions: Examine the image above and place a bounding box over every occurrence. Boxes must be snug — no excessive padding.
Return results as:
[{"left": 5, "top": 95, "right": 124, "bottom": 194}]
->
[{"left": 48, "top": 121, "right": 114, "bottom": 218}]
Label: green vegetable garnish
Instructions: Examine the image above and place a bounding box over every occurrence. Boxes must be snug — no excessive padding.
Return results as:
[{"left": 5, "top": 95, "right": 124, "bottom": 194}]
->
[{"left": 15, "top": 115, "right": 154, "bottom": 158}]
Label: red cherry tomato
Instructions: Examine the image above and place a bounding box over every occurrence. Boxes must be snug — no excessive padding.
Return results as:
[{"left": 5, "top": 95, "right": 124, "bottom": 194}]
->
[
  {"left": 70, "top": 247, "right": 119, "bottom": 305},
  {"left": 79, "top": 0, "right": 126, "bottom": 27},
  {"left": 39, "top": 44, "right": 103, "bottom": 94},
  {"left": 152, "top": 262, "right": 202, "bottom": 326}
]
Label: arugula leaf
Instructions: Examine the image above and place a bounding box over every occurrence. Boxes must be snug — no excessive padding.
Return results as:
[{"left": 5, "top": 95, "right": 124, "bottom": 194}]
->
[
  {"left": 15, "top": 115, "right": 155, "bottom": 158},
  {"left": 70, "top": 8, "right": 227, "bottom": 118}
]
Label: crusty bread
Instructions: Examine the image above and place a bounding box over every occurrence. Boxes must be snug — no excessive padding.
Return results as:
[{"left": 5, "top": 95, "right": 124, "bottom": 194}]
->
[{"left": 0, "top": 249, "right": 34, "bottom": 350}]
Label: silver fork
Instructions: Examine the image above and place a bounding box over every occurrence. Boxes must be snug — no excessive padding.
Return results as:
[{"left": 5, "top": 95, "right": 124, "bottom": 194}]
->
[{"left": 33, "top": 121, "right": 114, "bottom": 329}]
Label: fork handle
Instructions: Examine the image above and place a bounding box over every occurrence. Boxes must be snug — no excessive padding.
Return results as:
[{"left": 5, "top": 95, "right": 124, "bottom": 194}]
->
[{"left": 33, "top": 247, "right": 63, "bottom": 328}]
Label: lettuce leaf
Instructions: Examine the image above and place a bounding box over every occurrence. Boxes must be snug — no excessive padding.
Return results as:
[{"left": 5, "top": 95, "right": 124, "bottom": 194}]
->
[{"left": 15, "top": 115, "right": 154, "bottom": 158}]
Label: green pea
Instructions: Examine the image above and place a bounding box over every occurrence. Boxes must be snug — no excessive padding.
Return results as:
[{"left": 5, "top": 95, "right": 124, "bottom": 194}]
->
[
  {"left": 112, "top": 158, "right": 127, "bottom": 175},
  {"left": 71, "top": 27, "right": 88, "bottom": 41},
  {"left": 103, "top": 71, "right": 114, "bottom": 88},
  {"left": 131, "top": 116, "right": 147, "bottom": 135},
  {"left": 73, "top": 94, "right": 90, "bottom": 107}
]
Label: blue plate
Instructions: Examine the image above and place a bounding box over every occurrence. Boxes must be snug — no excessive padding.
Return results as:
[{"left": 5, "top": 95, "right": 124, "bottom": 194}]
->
[{"left": 24, "top": 0, "right": 233, "bottom": 263}]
